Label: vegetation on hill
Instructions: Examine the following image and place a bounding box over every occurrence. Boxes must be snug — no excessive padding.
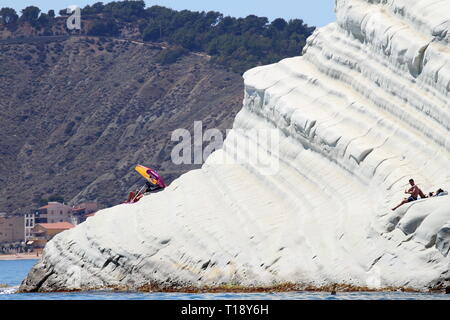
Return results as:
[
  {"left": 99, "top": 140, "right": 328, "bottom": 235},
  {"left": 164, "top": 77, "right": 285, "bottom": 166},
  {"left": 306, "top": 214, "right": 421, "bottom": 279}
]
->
[
  {"left": 0, "top": 1, "right": 315, "bottom": 73},
  {"left": 38, "top": 195, "right": 65, "bottom": 207}
]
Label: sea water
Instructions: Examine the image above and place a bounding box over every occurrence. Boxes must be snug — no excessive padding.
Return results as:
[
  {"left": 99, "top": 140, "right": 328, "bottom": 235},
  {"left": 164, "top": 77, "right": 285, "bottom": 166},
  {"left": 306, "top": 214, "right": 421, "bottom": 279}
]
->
[{"left": 1, "top": 259, "right": 449, "bottom": 300}]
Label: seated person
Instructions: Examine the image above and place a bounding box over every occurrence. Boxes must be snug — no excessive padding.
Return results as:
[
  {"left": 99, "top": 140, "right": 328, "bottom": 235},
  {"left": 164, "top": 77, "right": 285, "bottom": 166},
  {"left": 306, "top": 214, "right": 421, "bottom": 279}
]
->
[{"left": 391, "top": 178, "right": 427, "bottom": 211}]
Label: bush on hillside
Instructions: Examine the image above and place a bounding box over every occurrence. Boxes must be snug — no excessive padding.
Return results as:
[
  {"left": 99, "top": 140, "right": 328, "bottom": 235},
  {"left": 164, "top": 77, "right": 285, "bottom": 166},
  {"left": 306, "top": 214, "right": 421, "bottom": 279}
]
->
[
  {"left": 87, "top": 19, "right": 120, "bottom": 36},
  {"left": 0, "top": 7, "right": 19, "bottom": 25}
]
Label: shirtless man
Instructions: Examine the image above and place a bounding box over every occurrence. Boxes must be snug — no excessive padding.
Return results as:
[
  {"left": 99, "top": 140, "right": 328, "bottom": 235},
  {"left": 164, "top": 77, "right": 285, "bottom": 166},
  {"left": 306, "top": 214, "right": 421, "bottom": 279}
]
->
[{"left": 391, "top": 178, "right": 427, "bottom": 211}]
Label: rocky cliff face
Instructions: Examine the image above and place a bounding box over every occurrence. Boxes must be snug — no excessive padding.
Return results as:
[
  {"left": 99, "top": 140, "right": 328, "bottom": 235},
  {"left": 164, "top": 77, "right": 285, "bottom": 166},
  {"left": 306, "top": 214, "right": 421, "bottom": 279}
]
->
[
  {"left": 20, "top": 0, "right": 450, "bottom": 292},
  {"left": 0, "top": 36, "right": 243, "bottom": 213}
]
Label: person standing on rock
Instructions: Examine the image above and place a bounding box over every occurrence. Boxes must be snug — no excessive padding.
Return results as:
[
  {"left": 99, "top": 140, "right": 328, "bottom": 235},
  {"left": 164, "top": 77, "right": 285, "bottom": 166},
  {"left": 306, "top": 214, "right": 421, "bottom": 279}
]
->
[
  {"left": 391, "top": 178, "right": 427, "bottom": 211},
  {"left": 125, "top": 168, "right": 167, "bottom": 203},
  {"left": 126, "top": 180, "right": 164, "bottom": 203}
]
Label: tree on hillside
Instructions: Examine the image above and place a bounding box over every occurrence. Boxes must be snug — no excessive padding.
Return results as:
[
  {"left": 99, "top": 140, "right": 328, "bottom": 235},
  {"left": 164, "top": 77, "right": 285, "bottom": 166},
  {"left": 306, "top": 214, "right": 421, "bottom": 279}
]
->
[
  {"left": 20, "top": 6, "right": 41, "bottom": 25},
  {"left": 102, "top": 0, "right": 146, "bottom": 22},
  {"left": 172, "top": 28, "right": 197, "bottom": 50},
  {"left": 59, "top": 9, "right": 70, "bottom": 16},
  {"left": 287, "top": 18, "right": 314, "bottom": 36},
  {"left": 239, "top": 15, "right": 269, "bottom": 34},
  {"left": 87, "top": 19, "right": 120, "bottom": 36},
  {"left": 0, "top": 7, "right": 19, "bottom": 25},
  {"left": 47, "top": 10, "right": 55, "bottom": 18},
  {"left": 143, "top": 23, "right": 162, "bottom": 41},
  {"left": 82, "top": 2, "right": 105, "bottom": 15},
  {"left": 37, "top": 13, "right": 51, "bottom": 28},
  {"left": 196, "top": 11, "right": 222, "bottom": 33},
  {"left": 271, "top": 18, "right": 287, "bottom": 31},
  {"left": 146, "top": 5, "right": 175, "bottom": 20}
]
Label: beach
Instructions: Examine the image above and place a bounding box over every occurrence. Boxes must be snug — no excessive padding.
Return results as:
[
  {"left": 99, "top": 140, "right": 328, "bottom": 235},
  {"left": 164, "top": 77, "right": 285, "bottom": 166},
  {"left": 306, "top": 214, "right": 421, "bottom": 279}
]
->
[{"left": 0, "top": 253, "right": 40, "bottom": 261}]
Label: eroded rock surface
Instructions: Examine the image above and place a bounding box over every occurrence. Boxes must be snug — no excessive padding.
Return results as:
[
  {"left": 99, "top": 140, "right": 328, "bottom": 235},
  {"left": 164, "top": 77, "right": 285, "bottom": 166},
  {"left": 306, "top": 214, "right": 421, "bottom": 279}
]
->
[{"left": 21, "top": 0, "right": 450, "bottom": 292}]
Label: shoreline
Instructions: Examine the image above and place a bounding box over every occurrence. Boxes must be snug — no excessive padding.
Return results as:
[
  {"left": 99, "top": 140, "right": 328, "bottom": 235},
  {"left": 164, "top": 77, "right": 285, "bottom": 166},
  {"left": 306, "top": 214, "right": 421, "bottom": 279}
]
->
[
  {"left": 0, "top": 253, "right": 40, "bottom": 261},
  {"left": 20, "top": 282, "right": 446, "bottom": 294}
]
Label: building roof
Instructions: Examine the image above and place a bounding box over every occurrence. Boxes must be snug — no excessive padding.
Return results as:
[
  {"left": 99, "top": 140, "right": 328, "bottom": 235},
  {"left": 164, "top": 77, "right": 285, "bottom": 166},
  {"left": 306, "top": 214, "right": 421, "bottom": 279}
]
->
[
  {"left": 36, "top": 222, "right": 75, "bottom": 230},
  {"left": 38, "top": 202, "right": 68, "bottom": 209}
]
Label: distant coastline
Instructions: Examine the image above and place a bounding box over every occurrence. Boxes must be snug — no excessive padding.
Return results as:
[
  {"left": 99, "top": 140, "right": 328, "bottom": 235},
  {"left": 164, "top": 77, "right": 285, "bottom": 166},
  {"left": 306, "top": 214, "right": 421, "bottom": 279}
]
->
[{"left": 0, "top": 253, "right": 40, "bottom": 261}]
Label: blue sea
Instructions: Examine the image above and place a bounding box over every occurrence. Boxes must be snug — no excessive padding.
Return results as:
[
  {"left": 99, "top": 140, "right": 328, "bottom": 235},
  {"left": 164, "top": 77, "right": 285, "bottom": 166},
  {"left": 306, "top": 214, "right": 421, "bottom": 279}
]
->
[{"left": 1, "top": 259, "right": 449, "bottom": 300}]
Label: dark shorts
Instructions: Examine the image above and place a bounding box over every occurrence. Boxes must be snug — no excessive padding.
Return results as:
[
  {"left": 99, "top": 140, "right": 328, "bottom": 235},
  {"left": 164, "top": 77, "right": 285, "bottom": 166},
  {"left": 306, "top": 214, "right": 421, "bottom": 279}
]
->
[{"left": 407, "top": 196, "right": 417, "bottom": 202}]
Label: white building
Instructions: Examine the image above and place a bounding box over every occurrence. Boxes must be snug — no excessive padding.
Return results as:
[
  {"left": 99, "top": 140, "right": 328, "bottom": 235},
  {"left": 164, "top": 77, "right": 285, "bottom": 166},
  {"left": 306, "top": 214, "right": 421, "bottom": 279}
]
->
[{"left": 24, "top": 212, "right": 35, "bottom": 242}]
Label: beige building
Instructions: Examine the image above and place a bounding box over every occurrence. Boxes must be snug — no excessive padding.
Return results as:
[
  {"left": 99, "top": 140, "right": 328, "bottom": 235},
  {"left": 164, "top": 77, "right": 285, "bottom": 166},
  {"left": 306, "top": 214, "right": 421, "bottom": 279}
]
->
[
  {"left": 30, "top": 222, "right": 74, "bottom": 248},
  {"left": 0, "top": 213, "right": 25, "bottom": 243},
  {"left": 26, "top": 202, "right": 74, "bottom": 242},
  {"left": 76, "top": 202, "right": 98, "bottom": 213},
  {"left": 37, "top": 202, "right": 74, "bottom": 224},
  {"left": 25, "top": 201, "right": 100, "bottom": 241}
]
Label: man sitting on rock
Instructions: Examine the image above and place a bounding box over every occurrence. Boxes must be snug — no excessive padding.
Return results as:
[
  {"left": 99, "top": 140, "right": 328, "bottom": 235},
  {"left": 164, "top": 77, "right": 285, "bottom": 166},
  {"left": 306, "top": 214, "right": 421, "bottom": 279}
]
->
[{"left": 391, "top": 178, "right": 427, "bottom": 211}]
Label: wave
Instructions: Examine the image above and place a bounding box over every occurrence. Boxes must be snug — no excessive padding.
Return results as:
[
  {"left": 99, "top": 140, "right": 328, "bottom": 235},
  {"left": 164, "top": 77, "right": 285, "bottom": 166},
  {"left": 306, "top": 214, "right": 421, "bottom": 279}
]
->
[{"left": 0, "top": 286, "right": 19, "bottom": 295}]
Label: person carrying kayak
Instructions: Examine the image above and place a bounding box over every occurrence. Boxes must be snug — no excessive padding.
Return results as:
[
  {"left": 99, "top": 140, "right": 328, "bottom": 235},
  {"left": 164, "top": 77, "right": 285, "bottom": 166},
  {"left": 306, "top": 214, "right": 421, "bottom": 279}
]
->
[{"left": 126, "top": 165, "right": 167, "bottom": 203}]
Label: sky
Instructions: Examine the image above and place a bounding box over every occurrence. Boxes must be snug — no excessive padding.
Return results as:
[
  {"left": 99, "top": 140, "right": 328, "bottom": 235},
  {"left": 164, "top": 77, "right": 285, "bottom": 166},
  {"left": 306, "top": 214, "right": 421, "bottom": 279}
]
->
[{"left": 2, "top": 0, "right": 336, "bottom": 27}]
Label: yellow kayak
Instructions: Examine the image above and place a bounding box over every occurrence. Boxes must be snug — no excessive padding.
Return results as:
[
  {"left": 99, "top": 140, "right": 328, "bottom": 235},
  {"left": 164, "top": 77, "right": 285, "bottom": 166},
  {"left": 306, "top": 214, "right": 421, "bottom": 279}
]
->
[{"left": 134, "top": 164, "right": 166, "bottom": 187}]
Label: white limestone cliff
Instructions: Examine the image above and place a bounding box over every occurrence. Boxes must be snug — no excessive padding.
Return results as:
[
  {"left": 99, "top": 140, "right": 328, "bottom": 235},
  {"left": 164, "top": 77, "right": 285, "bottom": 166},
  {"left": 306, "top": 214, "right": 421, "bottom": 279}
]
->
[{"left": 20, "top": 0, "right": 450, "bottom": 292}]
